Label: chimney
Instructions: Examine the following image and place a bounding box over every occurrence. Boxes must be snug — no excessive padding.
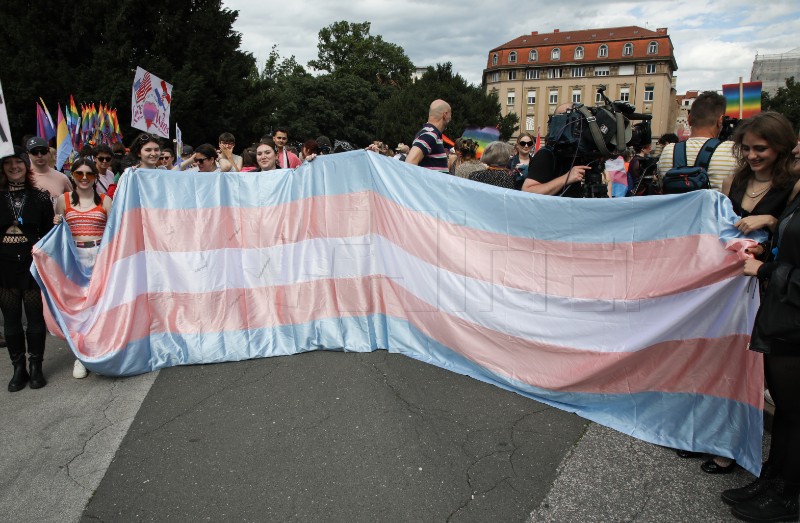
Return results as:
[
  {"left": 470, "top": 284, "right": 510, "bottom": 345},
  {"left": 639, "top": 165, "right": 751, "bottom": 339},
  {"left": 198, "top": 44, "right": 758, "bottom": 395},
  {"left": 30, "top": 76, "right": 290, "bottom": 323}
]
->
[
  {"left": 531, "top": 31, "right": 538, "bottom": 35},
  {"left": 553, "top": 29, "right": 560, "bottom": 33},
  {"left": 656, "top": 27, "right": 667, "bottom": 34}
]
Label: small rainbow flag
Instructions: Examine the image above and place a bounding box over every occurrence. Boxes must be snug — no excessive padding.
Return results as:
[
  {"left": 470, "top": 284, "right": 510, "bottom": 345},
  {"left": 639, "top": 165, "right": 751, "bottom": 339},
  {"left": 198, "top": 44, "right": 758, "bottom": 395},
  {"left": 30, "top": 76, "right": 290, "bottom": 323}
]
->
[
  {"left": 461, "top": 126, "right": 501, "bottom": 159},
  {"left": 722, "top": 81, "right": 762, "bottom": 119}
]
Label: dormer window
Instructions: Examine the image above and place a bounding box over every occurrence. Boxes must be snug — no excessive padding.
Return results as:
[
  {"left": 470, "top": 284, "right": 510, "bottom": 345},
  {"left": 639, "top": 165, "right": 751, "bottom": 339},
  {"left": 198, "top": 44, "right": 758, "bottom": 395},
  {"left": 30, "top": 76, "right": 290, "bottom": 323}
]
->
[
  {"left": 648, "top": 41, "right": 658, "bottom": 54},
  {"left": 598, "top": 44, "right": 608, "bottom": 58},
  {"left": 529, "top": 49, "right": 538, "bottom": 62},
  {"left": 623, "top": 43, "right": 633, "bottom": 56},
  {"left": 551, "top": 48, "right": 561, "bottom": 60},
  {"left": 492, "top": 53, "right": 498, "bottom": 66},
  {"left": 509, "top": 51, "right": 517, "bottom": 64},
  {"left": 574, "top": 46, "right": 584, "bottom": 59}
]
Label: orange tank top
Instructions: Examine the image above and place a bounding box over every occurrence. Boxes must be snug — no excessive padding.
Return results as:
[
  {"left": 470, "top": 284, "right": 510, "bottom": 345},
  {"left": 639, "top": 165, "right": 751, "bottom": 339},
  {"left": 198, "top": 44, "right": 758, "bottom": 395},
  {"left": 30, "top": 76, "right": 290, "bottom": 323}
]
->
[{"left": 64, "top": 193, "right": 107, "bottom": 237}]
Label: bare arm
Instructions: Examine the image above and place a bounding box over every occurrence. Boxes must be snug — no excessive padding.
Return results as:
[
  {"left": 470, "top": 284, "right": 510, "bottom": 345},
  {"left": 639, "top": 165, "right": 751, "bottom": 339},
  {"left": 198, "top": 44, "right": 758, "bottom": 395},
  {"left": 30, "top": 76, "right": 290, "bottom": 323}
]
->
[
  {"left": 405, "top": 146, "right": 425, "bottom": 166},
  {"left": 521, "top": 166, "right": 588, "bottom": 195}
]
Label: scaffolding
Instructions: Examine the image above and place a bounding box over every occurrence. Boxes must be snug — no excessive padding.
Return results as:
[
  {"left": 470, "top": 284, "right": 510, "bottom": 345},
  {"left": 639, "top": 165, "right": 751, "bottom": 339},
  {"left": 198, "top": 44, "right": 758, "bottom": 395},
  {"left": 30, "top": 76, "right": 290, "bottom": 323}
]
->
[{"left": 751, "top": 48, "right": 800, "bottom": 95}]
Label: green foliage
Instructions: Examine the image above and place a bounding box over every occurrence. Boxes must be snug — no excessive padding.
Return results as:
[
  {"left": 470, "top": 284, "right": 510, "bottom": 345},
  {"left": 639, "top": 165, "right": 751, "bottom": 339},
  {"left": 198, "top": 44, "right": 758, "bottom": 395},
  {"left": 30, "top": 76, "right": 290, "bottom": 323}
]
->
[
  {"left": 2, "top": 12, "right": 510, "bottom": 154},
  {"left": 762, "top": 77, "right": 800, "bottom": 129},
  {"left": 308, "top": 21, "right": 414, "bottom": 86}
]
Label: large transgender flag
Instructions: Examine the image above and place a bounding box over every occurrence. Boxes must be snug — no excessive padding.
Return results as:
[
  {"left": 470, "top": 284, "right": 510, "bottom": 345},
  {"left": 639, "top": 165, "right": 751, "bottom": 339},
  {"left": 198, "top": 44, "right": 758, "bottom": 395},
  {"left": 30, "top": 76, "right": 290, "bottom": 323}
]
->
[{"left": 32, "top": 151, "right": 764, "bottom": 474}]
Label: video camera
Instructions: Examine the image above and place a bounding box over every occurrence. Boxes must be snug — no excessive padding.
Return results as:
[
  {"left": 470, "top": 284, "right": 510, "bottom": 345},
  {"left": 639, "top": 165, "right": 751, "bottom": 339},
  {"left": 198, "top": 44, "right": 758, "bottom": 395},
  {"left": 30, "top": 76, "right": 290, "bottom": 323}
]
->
[
  {"left": 718, "top": 115, "right": 739, "bottom": 142},
  {"left": 546, "top": 87, "right": 652, "bottom": 197}
]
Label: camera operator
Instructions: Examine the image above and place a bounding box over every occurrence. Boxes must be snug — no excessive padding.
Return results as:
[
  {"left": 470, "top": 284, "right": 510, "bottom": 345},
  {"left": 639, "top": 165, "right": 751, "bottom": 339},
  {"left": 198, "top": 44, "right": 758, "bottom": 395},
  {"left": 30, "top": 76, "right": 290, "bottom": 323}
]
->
[
  {"left": 657, "top": 91, "right": 736, "bottom": 191},
  {"left": 521, "top": 104, "right": 590, "bottom": 197}
]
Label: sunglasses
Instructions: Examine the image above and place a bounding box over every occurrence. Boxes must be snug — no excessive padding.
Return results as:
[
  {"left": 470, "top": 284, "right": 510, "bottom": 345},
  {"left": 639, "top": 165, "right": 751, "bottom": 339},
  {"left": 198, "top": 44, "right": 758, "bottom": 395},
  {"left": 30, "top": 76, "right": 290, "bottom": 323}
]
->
[
  {"left": 96, "top": 156, "right": 112, "bottom": 162},
  {"left": 195, "top": 157, "right": 210, "bottom": 164},
  {"left": 73, "top": 171, "right": 97, "bottom": 179},
  {"left": 29, "top": 148, "right": 49, "bottom": 156},
  {"left": 159, "top": 156, "right": 171, "bottom": 160},
  {"left": 518, "top": 141, "right": 533, "bottom": 147}
]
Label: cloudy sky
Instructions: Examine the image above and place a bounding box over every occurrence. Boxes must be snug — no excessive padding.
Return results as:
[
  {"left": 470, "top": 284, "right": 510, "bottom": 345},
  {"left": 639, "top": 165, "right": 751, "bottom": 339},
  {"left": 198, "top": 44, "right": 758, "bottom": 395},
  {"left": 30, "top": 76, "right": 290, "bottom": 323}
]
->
[{"left": 223, "top": 0, "right": 799, "bottom": 95}]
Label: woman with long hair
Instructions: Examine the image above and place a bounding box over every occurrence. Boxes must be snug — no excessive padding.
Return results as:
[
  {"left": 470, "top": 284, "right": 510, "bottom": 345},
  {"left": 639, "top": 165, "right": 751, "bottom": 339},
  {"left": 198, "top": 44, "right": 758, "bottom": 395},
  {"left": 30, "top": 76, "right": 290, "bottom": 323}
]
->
[
  {"left": 0, "top": 147, "right": 55, "bottom": 391},
  {"left": 54, "top": 158, "right": 112, "bottom": 379},
  {"left": 723, "top": 128, "right": 800, "bottom": 522},
  {"left": 508, "top": 132, "right": 534, "bottom": 180}
]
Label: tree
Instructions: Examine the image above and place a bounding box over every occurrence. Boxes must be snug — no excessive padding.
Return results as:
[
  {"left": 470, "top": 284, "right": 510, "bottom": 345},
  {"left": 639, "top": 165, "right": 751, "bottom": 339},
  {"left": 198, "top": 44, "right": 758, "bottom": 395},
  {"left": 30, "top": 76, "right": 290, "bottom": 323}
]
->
[
  {"left": 0, "top": 0, "right": 260, "bottom": 147},
  {"left": 762, "top": 77, "right": 800, "bottom": 129},
  {"left": 308, "top": 21, "right": 414, "bottom": 86},
  {"left": 374, "top": 63, "right": 515, "bottom": 146}
]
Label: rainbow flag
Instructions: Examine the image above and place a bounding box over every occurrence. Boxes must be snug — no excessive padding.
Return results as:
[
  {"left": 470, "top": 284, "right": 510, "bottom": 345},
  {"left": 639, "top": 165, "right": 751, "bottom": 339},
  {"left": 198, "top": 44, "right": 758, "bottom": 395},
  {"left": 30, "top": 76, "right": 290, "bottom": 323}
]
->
[
  {"left": 722, "top": 81, "right": 762, "bottom": 119},
  {"left": 32, "top": 152, "right": 764, "bottom": 475},
  {"left": 461, "top": 126, "right": 500, "bottom": 159},
  {"left": 36, "top": 102, "right": 55, "bottom": 141}
]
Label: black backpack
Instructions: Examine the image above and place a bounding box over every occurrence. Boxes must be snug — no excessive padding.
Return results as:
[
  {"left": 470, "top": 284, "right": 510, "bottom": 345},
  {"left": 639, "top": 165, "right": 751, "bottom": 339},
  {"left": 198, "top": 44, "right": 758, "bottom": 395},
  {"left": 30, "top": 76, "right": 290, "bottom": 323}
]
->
[{"left": 662, "top": 139, "right": 722, "bottom": 194}]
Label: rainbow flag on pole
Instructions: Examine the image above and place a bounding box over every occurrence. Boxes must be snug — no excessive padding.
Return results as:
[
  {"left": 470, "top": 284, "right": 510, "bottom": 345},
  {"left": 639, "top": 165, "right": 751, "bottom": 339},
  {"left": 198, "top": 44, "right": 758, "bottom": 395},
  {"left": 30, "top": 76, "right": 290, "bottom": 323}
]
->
[
  {"left": 722, "top": 81, "right": 762, "bottom": 119},
  {"left": 55, "top": 104, "right": 73, "bottom": 170}
]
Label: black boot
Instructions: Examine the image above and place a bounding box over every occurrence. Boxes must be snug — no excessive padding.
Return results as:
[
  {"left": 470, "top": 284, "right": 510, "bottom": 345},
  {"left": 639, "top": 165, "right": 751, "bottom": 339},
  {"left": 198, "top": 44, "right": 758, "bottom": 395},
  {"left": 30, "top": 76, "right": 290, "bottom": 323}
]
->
[
  {"left": 6, "top": 334, "right": 29, "bottom": 392},
  {"left": 731, "top": 479, "right": 800, "bottom": 523},
  {"left": 722, "top": 462, "right": 777, "bottom": 506},
  {"left": 26, "top": 331, "right": 47, "bottom": 390}
]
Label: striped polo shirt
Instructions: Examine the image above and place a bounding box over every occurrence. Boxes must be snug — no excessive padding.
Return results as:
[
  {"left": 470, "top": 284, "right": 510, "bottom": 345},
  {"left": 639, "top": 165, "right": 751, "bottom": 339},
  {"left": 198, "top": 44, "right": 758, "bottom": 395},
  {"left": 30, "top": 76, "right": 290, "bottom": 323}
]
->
[{"left": 412, "top": 123, "right": 448, "bottom": 173}]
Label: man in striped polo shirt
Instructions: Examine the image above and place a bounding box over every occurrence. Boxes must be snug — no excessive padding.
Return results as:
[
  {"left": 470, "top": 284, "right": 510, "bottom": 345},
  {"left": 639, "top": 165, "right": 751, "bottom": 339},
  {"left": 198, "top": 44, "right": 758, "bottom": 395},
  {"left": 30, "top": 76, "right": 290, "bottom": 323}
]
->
[
  {"left": 405, "top": 99, "right": 452, "bottom": 173},
  {"left": 657, "top": 91, "right": 737, "bottom": 191}
]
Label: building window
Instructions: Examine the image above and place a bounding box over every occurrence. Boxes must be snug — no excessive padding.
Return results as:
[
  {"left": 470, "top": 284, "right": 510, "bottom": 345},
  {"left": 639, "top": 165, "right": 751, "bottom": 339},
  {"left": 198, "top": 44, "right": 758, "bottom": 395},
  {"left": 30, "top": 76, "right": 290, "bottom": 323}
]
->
[
  {"left": 595, "top": 90, "right": 604, "bottom": 105},
  {"left": 492, "top": 53, "right": 498, "bottom": 66},
  {"left": 594, "top": 66, "right": 610, "bottom": 76},
  {"left": 619, "top": 87, "right": 630, "bottom": 102},
  {"left": 529, "top": 49, "right": 538, "bottom": 62},
  {"left": 525, "top": 116, "right": 535, "bottom": 131},
  {"left": 572, "top": 89, "right": 582, "bottom": 103},
  {"left": 508, "top": 70, "right": 517, "bottom": 81},
  {"left": 549, "top": 89, "right": 558, "bottom": 104},
  {"left": 648, "top": 41, "right": 658, "bottom": 54},
  {"left": 618, "top": 64, "right": 635, "bottom": 76},
  {"left": 525, "top": 69, "right": 540, "bottom": 80},
  {"left": 598, "top": 45, "right": 608, "bottom": 58},
  {"left": 547, "top": 67, "right": 562, "bottom": 79},
  {"left": 646, "top": 63, "right": 657, "bottom": 74},
  {"left": 623, "top": 43, "right": 633, "bottom": 56},
  {"left": 507, "top": 91, "right": 516, "bottom": 106},
  {"left": 551, "top": 48, "right": 560, "bottom": 60},
  {"left": 487, "top": 72, "right": 499, "bottom": 83},
  {"left": 527, "top": 90, "right": 536, "bottom": 105},
  {"left": 644, "top": 86, "right": 654, "bottom": 102},
  {"left": 509, "top": 51, "right": 517, "bottom": 64},
  {"left": 571, "top": 66, "right": 585, "bottom": 78},
  {"left": 574, "top": 46, "right": 584, "bottom": 60}
]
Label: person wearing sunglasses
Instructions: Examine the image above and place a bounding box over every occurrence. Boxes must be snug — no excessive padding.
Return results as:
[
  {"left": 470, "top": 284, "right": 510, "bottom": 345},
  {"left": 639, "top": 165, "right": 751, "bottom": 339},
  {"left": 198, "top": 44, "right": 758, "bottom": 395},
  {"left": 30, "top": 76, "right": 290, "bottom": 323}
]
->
[
  {"left": 0, "top": 146, "right": 55, "bottom": 391},
  {"left": 53, "top": 158, "right": 113, "bottom": 380},
  {"left": 159, "top": 149, "right": 175, "bottom": 170},
  {"left": 508, "top": 132, "right": 535, "bottom": 182},
  {"left": 92, "top": 144, "right": 116, "bottom": 196},
  {"left": 183, "top": 144, "right": 219, "bottom": 173},
  {"left": 24, "top": 136, "right": 72, "bottom": 210}
]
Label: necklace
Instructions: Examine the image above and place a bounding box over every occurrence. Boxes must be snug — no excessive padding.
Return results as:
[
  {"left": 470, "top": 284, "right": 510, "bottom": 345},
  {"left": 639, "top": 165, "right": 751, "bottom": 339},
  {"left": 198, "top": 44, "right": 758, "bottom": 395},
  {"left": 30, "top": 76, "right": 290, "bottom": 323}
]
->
[
  {"left": 5, "top": 191, "right": 26, "bottom": 225},
  {"left": 747, "top": 179, "right": 771, "bottom": 199},
  {"left": 8, "top": 181, "right": 25, "bottom": 190}
]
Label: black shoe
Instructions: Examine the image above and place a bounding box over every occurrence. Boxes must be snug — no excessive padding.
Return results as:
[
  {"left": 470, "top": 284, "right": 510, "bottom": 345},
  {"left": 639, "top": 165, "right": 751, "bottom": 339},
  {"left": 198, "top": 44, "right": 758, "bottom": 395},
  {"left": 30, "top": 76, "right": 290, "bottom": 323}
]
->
[
  {"left": 702, "top": 458, "right": 736, "bottom": 474},
  {"left": 28, "top": 361, "right": 46, "bottom": 389},
  {"left": 676, "top": 449, "right": 703, "bottom": 458},
  {"left": 723, "top": 477, "right": 773, "bottom": 506},
  {"left": 731, "top": 488, "right": 799, "bottom": 522},
  {"left": 8, "top": 364, "right": 29, "bottom": 392}
]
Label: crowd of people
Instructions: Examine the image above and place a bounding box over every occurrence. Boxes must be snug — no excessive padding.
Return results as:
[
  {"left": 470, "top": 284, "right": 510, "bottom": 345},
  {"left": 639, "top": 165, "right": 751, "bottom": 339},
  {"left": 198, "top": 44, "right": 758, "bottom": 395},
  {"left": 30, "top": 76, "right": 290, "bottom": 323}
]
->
[{"left": 2, "top": 92, "right": 799, "bottom": 521}]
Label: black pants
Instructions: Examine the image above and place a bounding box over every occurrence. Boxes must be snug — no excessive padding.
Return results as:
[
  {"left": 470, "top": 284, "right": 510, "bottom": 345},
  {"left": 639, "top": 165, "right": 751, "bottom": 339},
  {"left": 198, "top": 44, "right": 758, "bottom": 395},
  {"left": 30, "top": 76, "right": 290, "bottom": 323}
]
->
[
  {"left": 0, "top": 287, "right": 46, "bottom": 337},
  {"left": 764, "top": 352, "right": 800, "bottom": 485}
]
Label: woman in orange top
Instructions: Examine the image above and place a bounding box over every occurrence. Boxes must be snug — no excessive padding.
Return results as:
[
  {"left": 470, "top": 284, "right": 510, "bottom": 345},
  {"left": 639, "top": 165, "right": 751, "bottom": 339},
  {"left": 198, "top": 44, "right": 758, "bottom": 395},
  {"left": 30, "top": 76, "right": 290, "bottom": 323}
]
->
[{"left": 54, "top": 157, "right": 112, "bottom": 379}]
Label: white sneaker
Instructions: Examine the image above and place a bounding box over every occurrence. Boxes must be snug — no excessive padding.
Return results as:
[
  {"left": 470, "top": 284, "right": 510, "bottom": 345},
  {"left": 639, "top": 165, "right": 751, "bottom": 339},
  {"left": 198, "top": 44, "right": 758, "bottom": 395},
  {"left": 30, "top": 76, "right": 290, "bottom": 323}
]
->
[{"left": 73, "top": 360, "right": 88, "bottom": 379}]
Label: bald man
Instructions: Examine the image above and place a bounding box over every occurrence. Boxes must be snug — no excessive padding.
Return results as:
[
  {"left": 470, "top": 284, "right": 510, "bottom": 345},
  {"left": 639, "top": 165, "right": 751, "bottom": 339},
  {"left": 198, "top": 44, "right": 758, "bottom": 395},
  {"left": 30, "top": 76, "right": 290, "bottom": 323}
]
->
[
  {"left": 405, "top": 99, "right": 451, "bottom": 173},
  {"left": 521, "top": 103, "right": 590, "bottom": 197}
]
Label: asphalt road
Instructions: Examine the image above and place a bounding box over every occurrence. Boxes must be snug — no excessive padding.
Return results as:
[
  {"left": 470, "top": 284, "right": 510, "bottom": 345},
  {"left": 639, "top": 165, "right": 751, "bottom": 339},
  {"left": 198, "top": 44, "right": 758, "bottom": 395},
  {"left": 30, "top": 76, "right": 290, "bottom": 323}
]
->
[{"left": 1, "top": 335, "right": 766, "bottom": 522}]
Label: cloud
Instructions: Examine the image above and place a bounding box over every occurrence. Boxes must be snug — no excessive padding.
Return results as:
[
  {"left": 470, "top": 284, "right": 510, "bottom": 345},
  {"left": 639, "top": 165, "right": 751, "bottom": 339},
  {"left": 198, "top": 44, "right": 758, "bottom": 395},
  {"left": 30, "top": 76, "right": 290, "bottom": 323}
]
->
[{"left": 224, "top": 0, "right": 800, "bottom": 93}]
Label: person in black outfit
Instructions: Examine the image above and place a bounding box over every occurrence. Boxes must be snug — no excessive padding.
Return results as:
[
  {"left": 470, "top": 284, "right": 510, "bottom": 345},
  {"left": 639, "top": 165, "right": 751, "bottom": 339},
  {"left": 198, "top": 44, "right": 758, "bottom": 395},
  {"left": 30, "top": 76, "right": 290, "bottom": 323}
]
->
[
  {"left": 719, "top": 114, "right": 800, "bottom": 522},
  {"left": 1, "top": 147, "right": 55, "bottom": 392},
  {"left": 521, "top": 103, "right": 590, "bottom": 197}
]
